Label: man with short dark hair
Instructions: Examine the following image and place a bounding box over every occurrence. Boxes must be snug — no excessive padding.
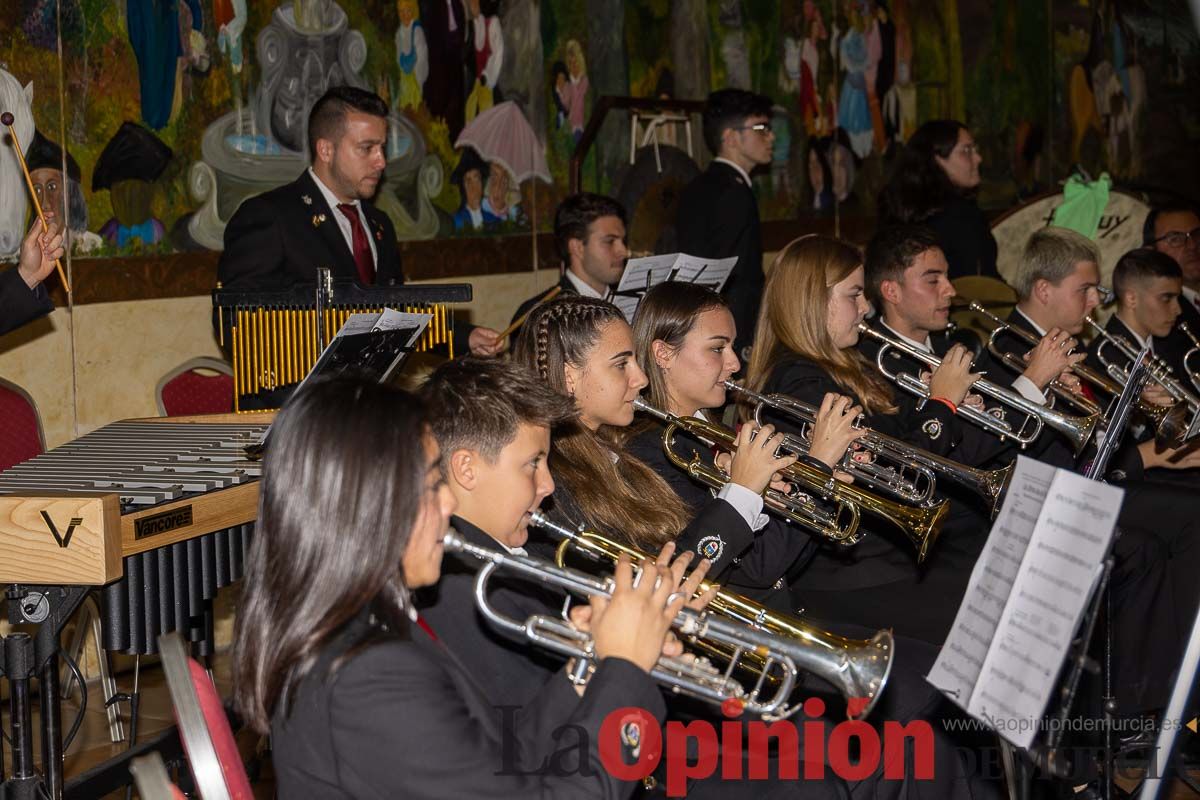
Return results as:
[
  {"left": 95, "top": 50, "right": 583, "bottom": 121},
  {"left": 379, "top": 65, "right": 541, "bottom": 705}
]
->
[
  {"left": 219, "top": 86, "right": 401, "bottom": 290},
  {"left": 1084, "top": 247, "right": 1187, "bottom": 385},
  {"left": 676, "top": 89, "right": 775, "bottom": 357},
  {"left": 217, "top": 86, "right": 500, "bottom": 357},
  {"left": 862, "top": 225, "right": 1080, "bottom": 474},
  {"left": 508, "top": 192, "right": 628, "bottom": 332}
]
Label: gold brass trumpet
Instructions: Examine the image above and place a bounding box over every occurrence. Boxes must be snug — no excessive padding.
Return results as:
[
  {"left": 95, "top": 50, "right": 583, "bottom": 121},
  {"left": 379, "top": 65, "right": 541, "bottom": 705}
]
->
[
  {"left": 632, "top": 396, "right": 948, "bottom": 563},
  {"left": 858, "top": 323, "right": 1100, "bottom": 456},
  {"left": 725, "top": 381, "right": 1014, "bottom": 520},
  {"left": 532, "top": 512, "right": 894, "bottom": 719}
]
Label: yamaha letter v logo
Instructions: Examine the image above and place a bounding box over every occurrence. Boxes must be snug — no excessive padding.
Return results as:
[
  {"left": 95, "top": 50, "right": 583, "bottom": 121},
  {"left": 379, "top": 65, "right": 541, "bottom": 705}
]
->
[{"left": 41, "top": 511, "right": 83, "bottom": 548}]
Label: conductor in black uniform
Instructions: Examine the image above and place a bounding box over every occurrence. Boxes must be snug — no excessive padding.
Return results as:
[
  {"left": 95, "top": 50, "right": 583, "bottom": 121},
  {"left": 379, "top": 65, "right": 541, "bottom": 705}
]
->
[
  {"left": 217, "top": 85, "right": 501, "bottom": 356},
  {"left": 676, "top": 89, "right": 775, "bottom": 358}
]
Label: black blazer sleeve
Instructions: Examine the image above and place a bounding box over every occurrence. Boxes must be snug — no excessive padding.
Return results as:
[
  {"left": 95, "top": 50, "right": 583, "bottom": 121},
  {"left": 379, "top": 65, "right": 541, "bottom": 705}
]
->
[
  {"left": 625, "top": 425, "right": 813, "bottom": 592},
  {"left": 216, "top": 194, "right": 286, "bottom": 291},
  {"left": 0, "top": 269, "right": 54, "bottom": 335},
  {"left": 316, "top": 641, "right": 665, "bottom": 800},
  {"left": 762, "top": 356, "right": 961, "bottom": 457}
]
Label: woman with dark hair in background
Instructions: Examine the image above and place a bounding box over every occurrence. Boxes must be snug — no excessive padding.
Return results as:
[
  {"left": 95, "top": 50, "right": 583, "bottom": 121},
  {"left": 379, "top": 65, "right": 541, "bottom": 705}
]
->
[
  {"left": 878, "top": 119, "right": 999, "bottom": 281},
  {"left": 231, "top": 377, "right": 688, "bottom": 799}
]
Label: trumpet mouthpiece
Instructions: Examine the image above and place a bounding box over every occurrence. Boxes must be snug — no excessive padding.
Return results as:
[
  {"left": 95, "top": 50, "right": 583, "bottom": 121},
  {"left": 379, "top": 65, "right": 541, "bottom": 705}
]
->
[{"left": 0, "top": 112, "right": 13, "bottom": 126}]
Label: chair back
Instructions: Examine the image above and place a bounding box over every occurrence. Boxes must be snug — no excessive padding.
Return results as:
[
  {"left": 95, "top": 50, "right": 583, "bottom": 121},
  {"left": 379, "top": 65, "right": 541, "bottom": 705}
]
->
[
  {"left": 157, "top": 358, "right": 234, "bottom": 416},
  {"left": 159, "top": 632, "right": 254, "bottom": 800},
  {"left": 0, "top": 376, "right": 43, "bottom": 471}
]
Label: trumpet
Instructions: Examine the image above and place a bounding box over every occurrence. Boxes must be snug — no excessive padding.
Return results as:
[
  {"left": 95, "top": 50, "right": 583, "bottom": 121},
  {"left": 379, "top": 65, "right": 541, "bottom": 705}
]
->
[
  {"left": 1180, "top": 322, "right": 1200, "bottom": 395},
  {"left": 857, "top": 323, "right": 1100, "bottom": 455},
  {"left": 632, "top": 396, "right": 948, "bottom": 563},
  {"left": 1085, "top": 317, "right": 1195, "bottom": 448},
  {"left": 725, "top": 381, "right": 1013, "bottom": 520},
  {"left": 966, "top": 300, "right": 1111, "bottom": 418},
  {"left": 530, "top": 512, "right": 894, "bottom": 719},
  {"left": 447, "top": 528, "right": 811, "bottom": 721}
]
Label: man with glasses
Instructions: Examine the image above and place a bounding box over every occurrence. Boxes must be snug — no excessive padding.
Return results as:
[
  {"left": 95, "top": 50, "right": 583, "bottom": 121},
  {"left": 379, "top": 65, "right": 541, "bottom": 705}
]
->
[
  {"left": 1145, "top": 205, "right": 1200, "bottom": 373},
  {"left": 676, "top": 88, "right": 775, "bottom": 357}
]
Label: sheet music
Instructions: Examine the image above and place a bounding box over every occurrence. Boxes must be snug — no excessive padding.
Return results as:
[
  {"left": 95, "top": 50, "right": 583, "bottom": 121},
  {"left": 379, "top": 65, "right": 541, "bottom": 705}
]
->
[
  {"left": 617, "top": 254, "right": 680, "bottom": 294},
  {"left": 256, "top": 310, "right": 431, "bottom": 445},
  {"left": 927, "top": 456, "right": 1056, "bottom": 709},
  {"left": 672, "top": 254, "right": 737, "bottom": 293},
  {"left": 611, "top": 253, "right": 738, "bottom": 322},
  {"left": 613, "top": 254, "right": 681, "bottom": 322},
  {"left": 973, "top": 470, "right": 1122, "bottom": 748}
]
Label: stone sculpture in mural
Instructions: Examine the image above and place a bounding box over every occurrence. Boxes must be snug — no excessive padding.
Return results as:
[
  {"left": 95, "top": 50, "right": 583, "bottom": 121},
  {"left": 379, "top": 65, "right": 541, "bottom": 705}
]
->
[
  {"left": 0, "top": 68, "right": 33, "bottom": 260},
  {"left": 188, "top": 0, "right": 443, "bottom": 250}
]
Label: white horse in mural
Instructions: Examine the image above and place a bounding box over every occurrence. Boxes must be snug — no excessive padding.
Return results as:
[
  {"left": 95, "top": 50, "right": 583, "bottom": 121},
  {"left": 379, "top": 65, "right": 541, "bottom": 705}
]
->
[{"left": 0, "top": 68, "right": 33, "bottom": 260}]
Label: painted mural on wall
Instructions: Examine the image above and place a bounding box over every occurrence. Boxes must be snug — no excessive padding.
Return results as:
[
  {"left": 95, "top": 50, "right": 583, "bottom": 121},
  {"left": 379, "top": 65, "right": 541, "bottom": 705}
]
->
[{"left": 0, "top": 0, "right": 1196, "bottom": 263}]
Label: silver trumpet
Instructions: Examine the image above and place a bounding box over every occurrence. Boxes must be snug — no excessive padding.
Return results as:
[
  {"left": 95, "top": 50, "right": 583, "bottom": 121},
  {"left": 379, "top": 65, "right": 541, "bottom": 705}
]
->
[
  {"left": 725, "top": 380, "right": 1014, "bottom": 520},
  {"left": 532, "top": 513, "right": 894, "bottom": 720},
  {"left": 1179, "top": 322, "right": 1200, "bottom": 395},
  {"left": 857, "top": 323, "right": 1100, "bottom": 455},
  {"left": 967, "top": 300, "right": 1109, "bottom": 418},
  {"left": 1086, "top": 317, "right": 1196, "bottom": 447},
  {"left": 444, "top": 528, "right": 857, "bottom": 721}
]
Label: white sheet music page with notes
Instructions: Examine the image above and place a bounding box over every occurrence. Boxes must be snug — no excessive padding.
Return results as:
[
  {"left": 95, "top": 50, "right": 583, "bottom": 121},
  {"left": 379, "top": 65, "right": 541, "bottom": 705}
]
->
[{"left": 927, "top": 456, "right": 1124, "bottom": 749}]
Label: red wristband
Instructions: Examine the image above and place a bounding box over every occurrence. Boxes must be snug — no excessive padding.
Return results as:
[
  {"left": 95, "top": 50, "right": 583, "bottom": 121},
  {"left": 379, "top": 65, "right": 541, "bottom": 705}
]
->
[{"left": 928, "top": 396, "right": 958, "bottom": 414}]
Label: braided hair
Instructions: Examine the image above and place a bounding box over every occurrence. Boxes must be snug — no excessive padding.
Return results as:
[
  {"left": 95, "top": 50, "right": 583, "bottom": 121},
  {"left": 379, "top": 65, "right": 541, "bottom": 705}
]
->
[{"left": 513, "top": 296, "right": 690, "bottom": 549}]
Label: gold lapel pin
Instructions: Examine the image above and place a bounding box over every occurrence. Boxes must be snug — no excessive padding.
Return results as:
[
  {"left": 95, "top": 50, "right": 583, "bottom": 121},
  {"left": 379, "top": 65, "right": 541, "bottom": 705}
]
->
[{"left": 311, "top": 213, "right": 326, "bottom": 227}]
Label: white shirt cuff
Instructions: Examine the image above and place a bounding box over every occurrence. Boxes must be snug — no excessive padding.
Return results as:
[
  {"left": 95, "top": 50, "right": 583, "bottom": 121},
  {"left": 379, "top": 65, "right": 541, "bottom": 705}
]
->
[
  {"left": 1012, "top": 375, "right": 1047, "bottom": 406},
  {"left": 717, "top": 482, "right": 769, "bottom": 532}
]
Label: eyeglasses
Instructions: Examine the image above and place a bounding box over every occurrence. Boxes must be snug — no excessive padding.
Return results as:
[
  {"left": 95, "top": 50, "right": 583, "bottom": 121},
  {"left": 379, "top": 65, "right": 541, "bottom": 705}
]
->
[
  {"left": 1153, "top": 227, "right": 1200, "bottom": 249},
  {"left": 735, "top": 122, "right": 773, "bottom": 136}
]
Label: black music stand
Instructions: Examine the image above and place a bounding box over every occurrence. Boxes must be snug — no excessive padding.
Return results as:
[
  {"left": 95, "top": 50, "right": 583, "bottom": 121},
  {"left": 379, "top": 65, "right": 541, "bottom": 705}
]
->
[{"left": 992, "top": 352, "right": 1153, "bottom": 800}]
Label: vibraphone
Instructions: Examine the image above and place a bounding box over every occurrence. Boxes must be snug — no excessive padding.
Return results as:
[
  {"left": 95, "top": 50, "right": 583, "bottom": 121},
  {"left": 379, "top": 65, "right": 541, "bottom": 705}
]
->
[
  {"left": 0, "top": 412, "right": 270, "bottom": 799},
  {"left": 213, "top": 273, "right": 473, "bottom": 411}
]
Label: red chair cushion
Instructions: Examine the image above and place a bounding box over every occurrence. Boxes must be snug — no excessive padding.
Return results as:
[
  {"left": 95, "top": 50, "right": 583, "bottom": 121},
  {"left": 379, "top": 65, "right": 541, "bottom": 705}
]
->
[
  {"left": 0, "top": 384, "right": 41, "bottom": 471},
  {"left": 183, "top": 658, "right": 255, "bottom": 799},
  {"left": 160, "top": 369, "right": 234, "bottom": 417}
]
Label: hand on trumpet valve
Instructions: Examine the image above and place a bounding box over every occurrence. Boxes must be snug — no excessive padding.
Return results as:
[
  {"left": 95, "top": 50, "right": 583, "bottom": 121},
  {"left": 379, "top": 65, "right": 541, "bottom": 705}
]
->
[
  {"left": 652, "top": 541, "right": 719, "bottom": 611},
  {"left": 1022, "top": 327, "right": 1086, "bottom": 390},
  {"left": 809, "top": 393, "right": 867, "bottom": 469},
  {"left": 929, "top": 344, "right": 981, "bottom": 404},
  {"left": 731, "top": 422, "right": 798, "bottom": 495},
  {"left": 1140, "top": 383, "right": 1175, "bottom": 408},
  {"left": 579, "top": 549, "right": 699, "bottom": 673}
]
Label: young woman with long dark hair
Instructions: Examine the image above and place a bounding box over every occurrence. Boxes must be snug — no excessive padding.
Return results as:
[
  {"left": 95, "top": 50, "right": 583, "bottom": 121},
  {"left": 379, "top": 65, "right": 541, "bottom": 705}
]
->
[
  {"left": 232, "top": 377, "right": 691, "bottom": 798},
  {"left": 878, "top": 119, "right": 998, "bottom": 280}
]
